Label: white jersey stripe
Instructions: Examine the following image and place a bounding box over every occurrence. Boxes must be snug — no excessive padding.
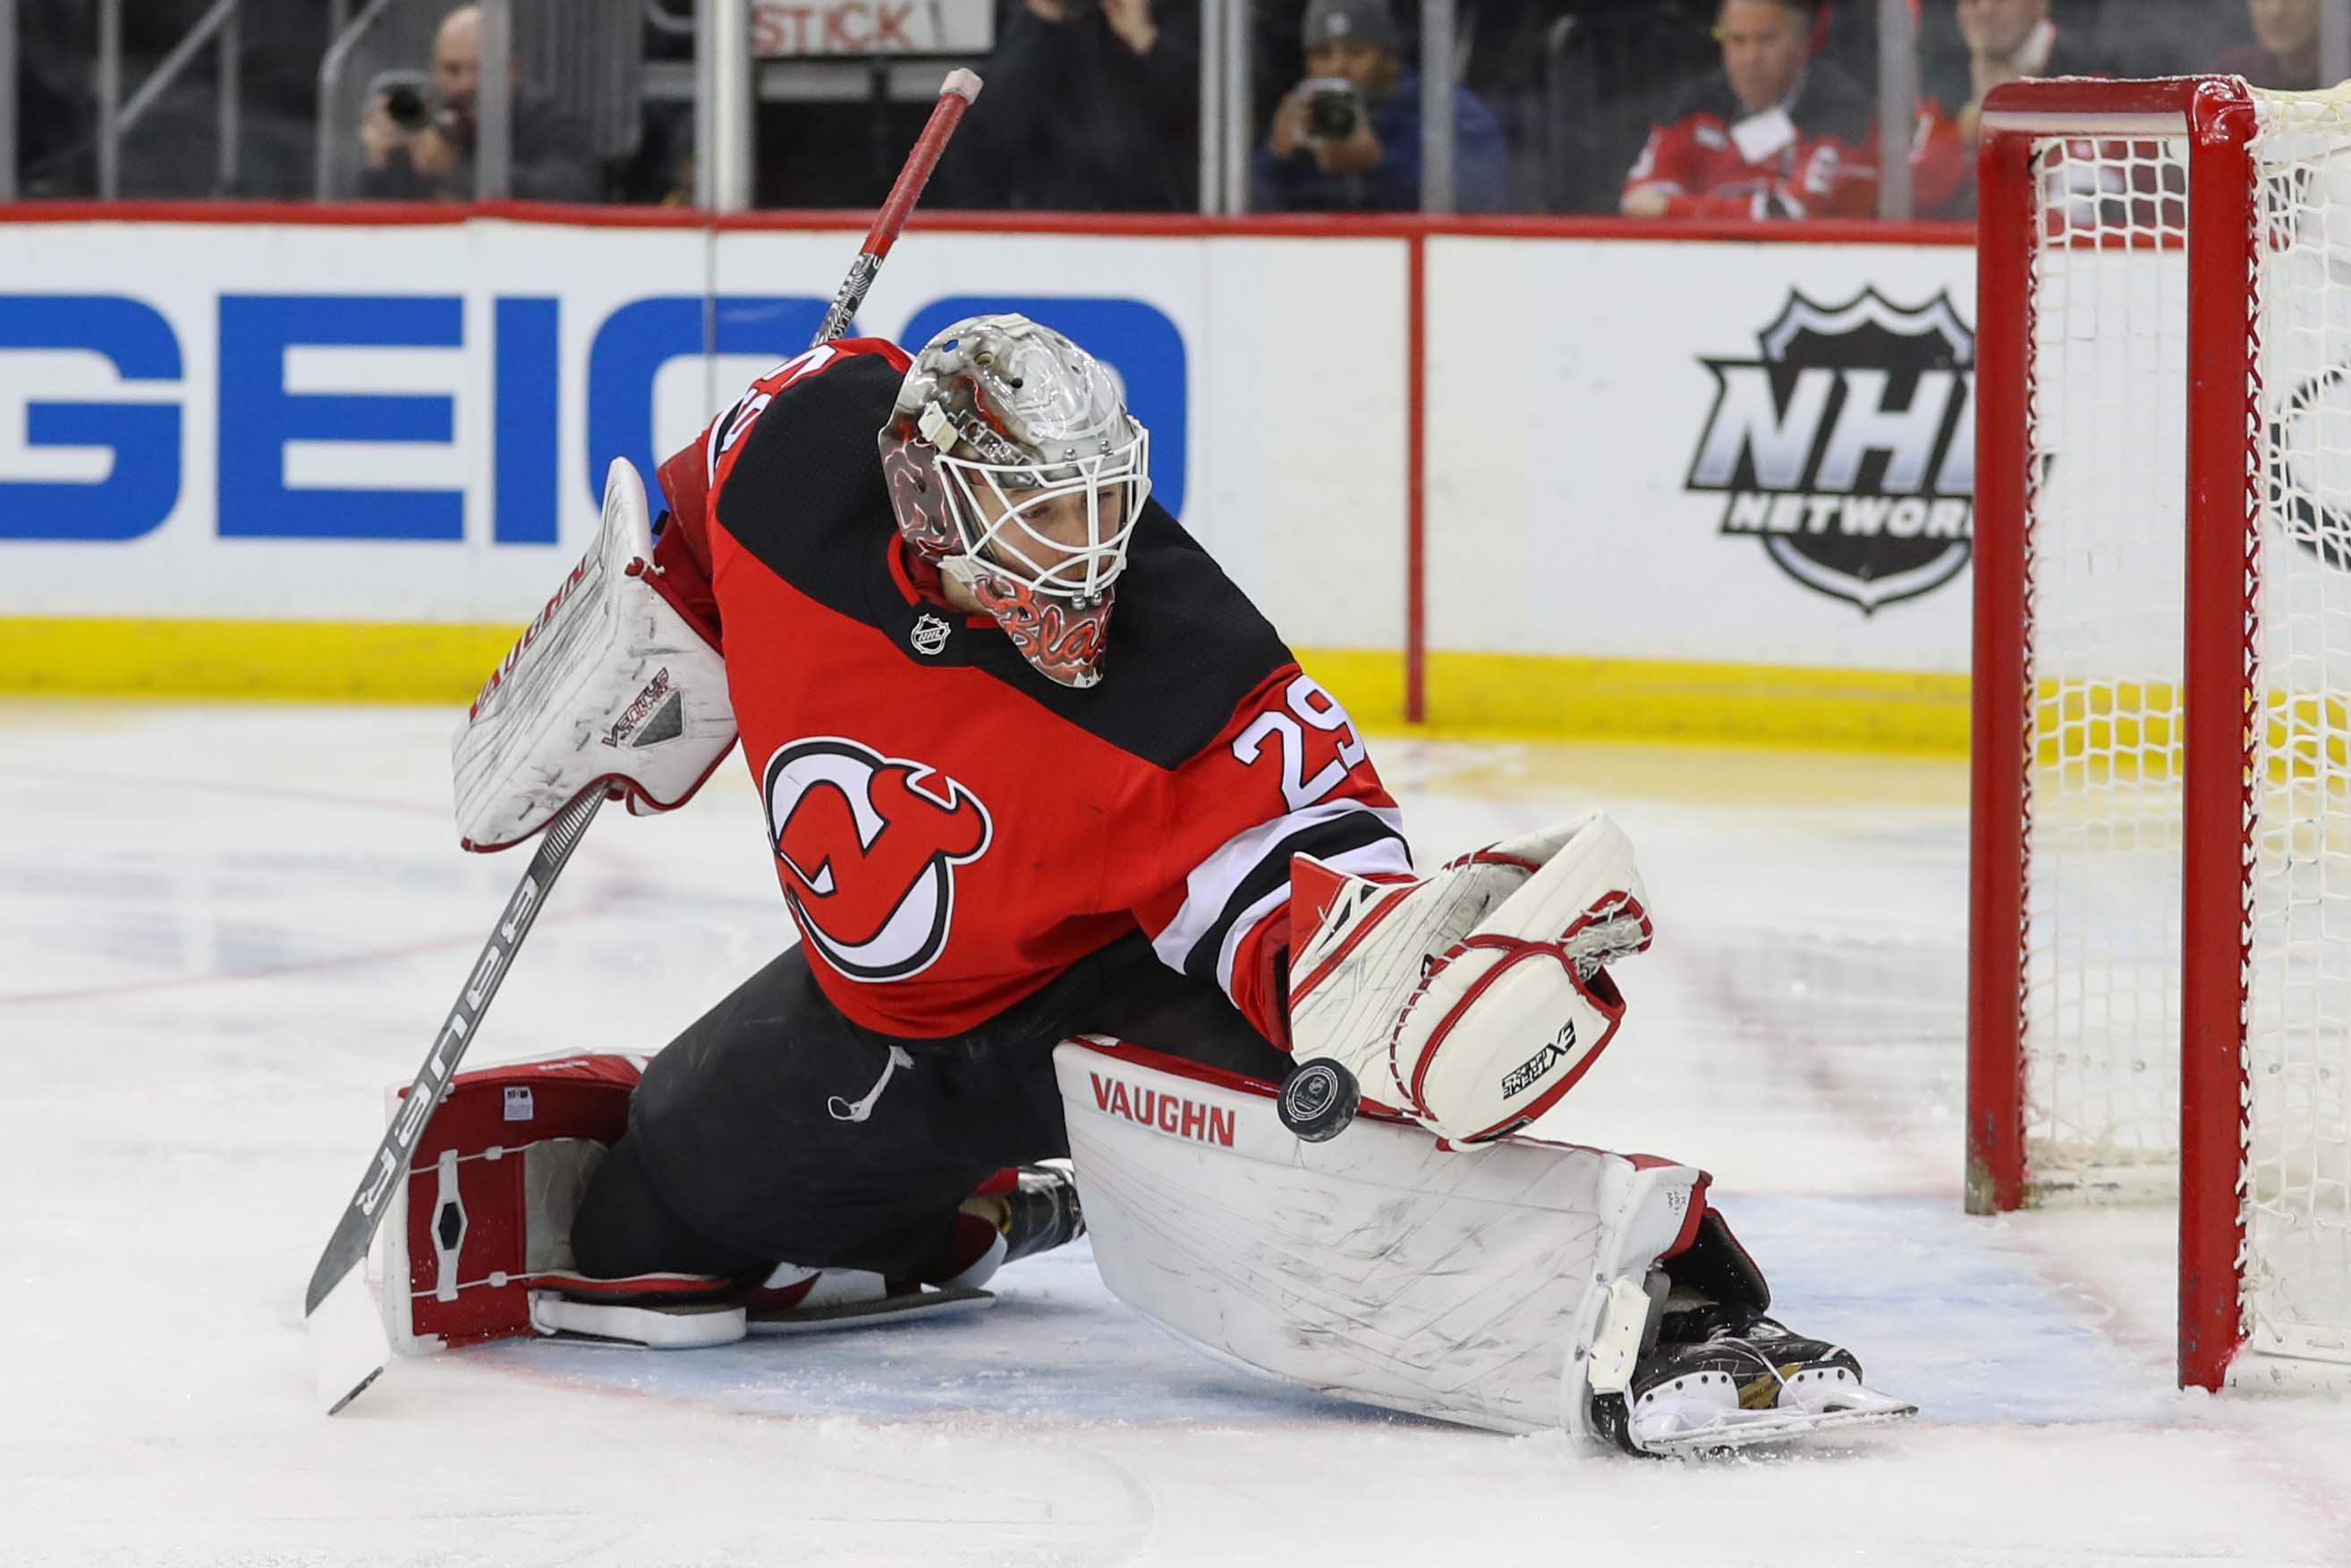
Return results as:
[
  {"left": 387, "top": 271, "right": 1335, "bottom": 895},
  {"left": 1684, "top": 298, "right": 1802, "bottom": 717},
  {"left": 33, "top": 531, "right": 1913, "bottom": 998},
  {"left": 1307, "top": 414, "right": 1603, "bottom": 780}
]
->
[
  {"left": 1149, "top": 801, "right": 1409, "bottom": 977},
  {"left": 1207, "top": 835, "right": 1414, "bottom": 999}
]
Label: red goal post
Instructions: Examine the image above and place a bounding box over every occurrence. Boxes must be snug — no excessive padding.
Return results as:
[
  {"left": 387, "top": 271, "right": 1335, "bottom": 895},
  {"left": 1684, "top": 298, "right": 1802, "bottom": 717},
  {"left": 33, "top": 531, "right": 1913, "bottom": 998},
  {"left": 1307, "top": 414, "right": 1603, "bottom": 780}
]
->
[{"left": 1969, "top": 76, "right": 2351, "bottom": 1393}]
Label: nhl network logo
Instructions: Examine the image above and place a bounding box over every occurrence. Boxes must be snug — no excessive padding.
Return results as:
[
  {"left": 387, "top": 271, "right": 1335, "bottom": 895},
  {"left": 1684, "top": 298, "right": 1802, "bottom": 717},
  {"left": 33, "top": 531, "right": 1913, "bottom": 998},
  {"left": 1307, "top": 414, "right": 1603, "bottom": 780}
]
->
[
  {"left": 1687, "top": 289, "right": 1975, "bottom": 614},
  {"left": 910, "top": 613, "right": 952, "bottom": 657}
]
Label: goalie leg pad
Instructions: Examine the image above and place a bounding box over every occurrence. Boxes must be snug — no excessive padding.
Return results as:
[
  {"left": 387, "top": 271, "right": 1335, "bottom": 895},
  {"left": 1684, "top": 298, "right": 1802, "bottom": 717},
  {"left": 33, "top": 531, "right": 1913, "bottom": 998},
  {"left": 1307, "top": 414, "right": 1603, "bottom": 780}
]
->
[
  {"left": 388, "top": 1054, "right": 1043, "bottom": 1353},
  {"left": 1054, "top": 1035, "right": 1704, "bottom": 1442},
  {"left": 385, "top": 1052, "right": 748, "bottom": 1353}
]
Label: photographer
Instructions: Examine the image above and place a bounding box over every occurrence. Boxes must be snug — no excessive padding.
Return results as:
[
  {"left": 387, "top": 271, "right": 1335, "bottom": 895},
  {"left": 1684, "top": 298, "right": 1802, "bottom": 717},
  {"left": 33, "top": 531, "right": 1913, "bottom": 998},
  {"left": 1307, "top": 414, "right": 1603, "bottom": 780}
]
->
[
  {"left": 358, "top": 4, "right": 596, "bottom": 202},
  {"left": 1253, "top": 0, "right": 1509, "bottom": 214}
]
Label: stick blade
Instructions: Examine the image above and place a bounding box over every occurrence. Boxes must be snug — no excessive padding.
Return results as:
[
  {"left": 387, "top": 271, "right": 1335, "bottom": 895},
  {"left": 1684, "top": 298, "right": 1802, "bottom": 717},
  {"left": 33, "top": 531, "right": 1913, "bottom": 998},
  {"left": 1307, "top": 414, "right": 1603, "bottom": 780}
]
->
[{"left": 307, "top": 1262, "right": 390, "bottom": 1415}]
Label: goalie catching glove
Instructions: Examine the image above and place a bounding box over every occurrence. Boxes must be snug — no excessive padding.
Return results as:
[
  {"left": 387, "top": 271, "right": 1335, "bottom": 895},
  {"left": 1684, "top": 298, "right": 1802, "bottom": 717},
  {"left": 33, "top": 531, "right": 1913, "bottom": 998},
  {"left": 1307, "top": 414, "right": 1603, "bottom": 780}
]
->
[
  {"left": 1286, "top": 809, "right": 1653, "bottom": 1144},
  {"left": 451, "top": 459, "right": 739, "bottom": 852}
]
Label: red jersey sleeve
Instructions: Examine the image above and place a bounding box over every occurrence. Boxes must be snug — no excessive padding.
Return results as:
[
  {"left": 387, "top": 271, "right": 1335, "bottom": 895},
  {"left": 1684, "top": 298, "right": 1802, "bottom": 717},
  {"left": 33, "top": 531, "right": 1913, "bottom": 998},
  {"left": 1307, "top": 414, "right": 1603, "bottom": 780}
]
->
[
  {"left": 652, "top": 434, "right": 723, "bottom": 646},
  {"left": 650, "top": 337, "right": 917, "bottom": 649},
  {"left": 1128, "top": 664, "right": 1412, "bottom": 1047}
]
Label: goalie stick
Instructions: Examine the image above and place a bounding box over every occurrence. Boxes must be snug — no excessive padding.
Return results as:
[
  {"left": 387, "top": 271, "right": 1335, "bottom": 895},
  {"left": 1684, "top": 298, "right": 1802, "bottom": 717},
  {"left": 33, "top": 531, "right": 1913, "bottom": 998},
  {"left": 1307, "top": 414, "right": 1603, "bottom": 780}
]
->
[{"left": 302, "top": 68, "right": 985, "bottom": 1417}]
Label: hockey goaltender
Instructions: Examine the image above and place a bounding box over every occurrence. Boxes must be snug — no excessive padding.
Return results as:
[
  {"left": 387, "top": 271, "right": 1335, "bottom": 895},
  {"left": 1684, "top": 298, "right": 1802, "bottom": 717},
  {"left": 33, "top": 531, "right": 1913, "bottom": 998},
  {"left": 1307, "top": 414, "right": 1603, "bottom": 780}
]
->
[{"left": 393, "top": 313, "right": 1913, "bottom": 1457}]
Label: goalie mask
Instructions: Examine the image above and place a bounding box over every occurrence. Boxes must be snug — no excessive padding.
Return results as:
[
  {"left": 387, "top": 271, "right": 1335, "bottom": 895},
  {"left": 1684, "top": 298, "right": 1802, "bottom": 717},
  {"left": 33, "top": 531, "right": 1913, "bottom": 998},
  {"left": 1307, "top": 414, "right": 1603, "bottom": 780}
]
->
[{"left": 878, "top": 314, "right": 1150, "bottom": 689}]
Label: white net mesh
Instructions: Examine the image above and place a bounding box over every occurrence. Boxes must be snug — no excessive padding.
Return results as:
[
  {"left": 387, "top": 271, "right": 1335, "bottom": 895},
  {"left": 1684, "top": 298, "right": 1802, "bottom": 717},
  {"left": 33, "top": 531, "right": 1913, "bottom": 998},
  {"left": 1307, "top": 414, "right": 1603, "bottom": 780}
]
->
[
  {"left": 2245, "top": 94, "right": 2351, "bottom": 1367},
  {"left": 2019, "top": 97, "right": 2351, "bottom": 1374},
  {"left": 2021, "top": 135, "right": 2192, "bottom": 1197}
]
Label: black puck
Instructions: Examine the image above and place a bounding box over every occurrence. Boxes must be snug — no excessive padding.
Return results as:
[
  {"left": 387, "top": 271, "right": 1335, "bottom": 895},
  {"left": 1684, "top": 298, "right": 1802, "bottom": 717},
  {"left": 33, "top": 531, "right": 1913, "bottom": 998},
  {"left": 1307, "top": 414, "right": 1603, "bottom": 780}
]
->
[{"left": 1277, "top": 1058, "right": 1359, "bottom": 1142}]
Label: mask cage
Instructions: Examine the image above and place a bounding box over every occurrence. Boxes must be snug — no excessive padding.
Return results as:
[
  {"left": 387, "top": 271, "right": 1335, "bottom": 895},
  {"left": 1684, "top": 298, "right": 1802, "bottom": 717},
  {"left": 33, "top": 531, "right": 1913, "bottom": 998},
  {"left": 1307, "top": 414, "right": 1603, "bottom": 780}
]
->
[{"left": 931, "top": 428, "right": 1151, "bottom": 602}]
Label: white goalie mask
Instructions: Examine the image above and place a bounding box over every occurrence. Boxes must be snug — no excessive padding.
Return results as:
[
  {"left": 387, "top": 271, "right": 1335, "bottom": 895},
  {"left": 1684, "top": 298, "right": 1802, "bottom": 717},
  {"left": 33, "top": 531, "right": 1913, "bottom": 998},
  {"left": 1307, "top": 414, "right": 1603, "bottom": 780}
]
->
[{"left": 878, "top": 314, "right": 1151, "bottom": 688}]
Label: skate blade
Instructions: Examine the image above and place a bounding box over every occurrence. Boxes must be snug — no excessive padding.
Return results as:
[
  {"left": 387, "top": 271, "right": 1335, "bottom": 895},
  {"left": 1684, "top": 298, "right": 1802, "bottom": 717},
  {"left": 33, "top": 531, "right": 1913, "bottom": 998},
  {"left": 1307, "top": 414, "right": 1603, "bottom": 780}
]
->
[
  {"left": 1636, "top": 1394, "right": 1917, "bottom": 1458},
  {"left": 746, "top": 1285, "right": 995, "bottom": 1335}
]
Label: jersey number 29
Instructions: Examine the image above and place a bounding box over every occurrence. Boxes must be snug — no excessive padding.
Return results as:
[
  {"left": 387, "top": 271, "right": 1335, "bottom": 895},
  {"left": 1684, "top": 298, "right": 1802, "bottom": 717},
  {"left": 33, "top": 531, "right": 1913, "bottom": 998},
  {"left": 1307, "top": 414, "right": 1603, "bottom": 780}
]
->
[{"left": 1232, "top": 674, "right": 1369, "bottom": 811}]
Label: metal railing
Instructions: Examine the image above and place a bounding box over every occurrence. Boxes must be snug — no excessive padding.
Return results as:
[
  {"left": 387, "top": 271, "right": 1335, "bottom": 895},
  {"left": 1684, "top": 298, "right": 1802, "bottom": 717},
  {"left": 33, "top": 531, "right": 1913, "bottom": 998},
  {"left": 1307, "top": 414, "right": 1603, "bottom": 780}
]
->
[
  {"left": 696, "top": 0, "right": 750, "bottom": 210},
  {"left": 1420, "top": 0, "right": 1454, "bottom": 213},
  {"left": 0, "top": 0, "right": 17, "bottom": 202},
  {"left": 1877, "top": 0, "right": 1915, "bottom": 220},
  {"left": 96, "top": 0, "right": 242, "bottom": 199}
]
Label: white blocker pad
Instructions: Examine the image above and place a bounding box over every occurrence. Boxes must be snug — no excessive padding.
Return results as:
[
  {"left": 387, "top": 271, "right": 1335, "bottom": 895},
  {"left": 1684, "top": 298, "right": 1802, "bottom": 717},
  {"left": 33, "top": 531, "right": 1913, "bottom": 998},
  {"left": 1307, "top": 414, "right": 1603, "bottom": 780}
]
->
[
  {"left": 1054, "top": 1037, "right": 1704, "bottom": 1443},
  {"left": 452, "top": 458, "right": 738, "bottom": 852}
]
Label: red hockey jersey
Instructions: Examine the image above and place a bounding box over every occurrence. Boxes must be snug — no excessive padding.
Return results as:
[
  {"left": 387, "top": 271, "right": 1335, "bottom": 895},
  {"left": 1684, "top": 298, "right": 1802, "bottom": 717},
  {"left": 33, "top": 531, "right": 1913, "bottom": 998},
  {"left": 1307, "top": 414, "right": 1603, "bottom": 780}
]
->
[
  {"left": 648, "top": 339, "right": 1408, "bottom": 1044},
  {"left": 1622, "top": 63, "right": 1878, "bottom": 221}
]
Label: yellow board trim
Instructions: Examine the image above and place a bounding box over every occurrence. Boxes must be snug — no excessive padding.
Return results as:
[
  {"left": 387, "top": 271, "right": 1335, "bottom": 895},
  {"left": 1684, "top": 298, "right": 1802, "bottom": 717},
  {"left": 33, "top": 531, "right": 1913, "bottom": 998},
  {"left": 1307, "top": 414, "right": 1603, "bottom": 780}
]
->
[
  {"left": 0, "top": 617, "right": 1976, "bottom": 754},
  {"left": 1300, "top": 648, "right": 1971, "bottom": 755},
  {"left": 0, "top": 617, "right": 523, "bottom": 704}
]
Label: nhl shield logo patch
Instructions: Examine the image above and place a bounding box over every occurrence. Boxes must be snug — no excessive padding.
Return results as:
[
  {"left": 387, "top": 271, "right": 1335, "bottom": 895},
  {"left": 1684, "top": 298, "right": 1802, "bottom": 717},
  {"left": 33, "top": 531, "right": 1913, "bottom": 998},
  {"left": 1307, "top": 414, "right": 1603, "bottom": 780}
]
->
[
  {"left": 910, "top": 613, "right": 952, "bottom": 657},
  {"left": 1688, "top": 289, "right": 1975, "bottom": 614}
]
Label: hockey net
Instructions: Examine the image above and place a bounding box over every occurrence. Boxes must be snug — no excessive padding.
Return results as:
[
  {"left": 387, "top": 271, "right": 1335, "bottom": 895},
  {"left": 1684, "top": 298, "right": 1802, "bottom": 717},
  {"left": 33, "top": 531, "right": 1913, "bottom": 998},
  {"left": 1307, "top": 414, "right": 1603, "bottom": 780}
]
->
[{"left": 1971, "top": 77, "right": 2351, "bottom": 1390}]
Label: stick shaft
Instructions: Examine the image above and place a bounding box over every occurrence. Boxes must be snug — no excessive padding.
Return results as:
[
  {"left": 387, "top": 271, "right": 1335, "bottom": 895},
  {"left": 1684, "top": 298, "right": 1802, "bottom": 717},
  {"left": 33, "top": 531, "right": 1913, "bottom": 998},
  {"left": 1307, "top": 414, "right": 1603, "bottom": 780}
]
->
[
  {"left": 812, "top": 69, "right": 982, "bottom": 346},
  {"left": 302, "top": 788, "right": 604, "bottom": 1319}
]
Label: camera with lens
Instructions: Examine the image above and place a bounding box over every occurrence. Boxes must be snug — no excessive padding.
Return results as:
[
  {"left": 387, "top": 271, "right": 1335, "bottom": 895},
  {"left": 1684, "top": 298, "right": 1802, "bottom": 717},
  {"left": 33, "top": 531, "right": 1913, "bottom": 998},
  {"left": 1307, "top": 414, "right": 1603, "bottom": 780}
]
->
[
  {"left": 1302, "top": 77, "right": 1362, "bottom": 140},
  {"left": 369, "top": 70, "right": 435, "bottom": 132}
]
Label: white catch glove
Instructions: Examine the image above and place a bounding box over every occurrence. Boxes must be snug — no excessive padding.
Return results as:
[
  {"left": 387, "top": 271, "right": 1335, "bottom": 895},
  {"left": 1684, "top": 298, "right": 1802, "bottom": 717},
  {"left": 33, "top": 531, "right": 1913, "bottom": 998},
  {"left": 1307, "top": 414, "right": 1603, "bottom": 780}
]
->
[
  {"left": 451, "top": 459, "right": 739, "bottom": 852},
  {"left": 1286, "top": 810, "right": 1654, "bottom": 1144}
]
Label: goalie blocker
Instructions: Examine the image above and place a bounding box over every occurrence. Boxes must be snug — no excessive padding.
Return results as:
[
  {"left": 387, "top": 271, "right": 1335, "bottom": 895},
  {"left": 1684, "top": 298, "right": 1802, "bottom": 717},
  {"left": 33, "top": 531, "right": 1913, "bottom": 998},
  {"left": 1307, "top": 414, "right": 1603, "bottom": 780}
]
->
[{"left": 452, "top": 459, "right": 740, "bottom": 854}]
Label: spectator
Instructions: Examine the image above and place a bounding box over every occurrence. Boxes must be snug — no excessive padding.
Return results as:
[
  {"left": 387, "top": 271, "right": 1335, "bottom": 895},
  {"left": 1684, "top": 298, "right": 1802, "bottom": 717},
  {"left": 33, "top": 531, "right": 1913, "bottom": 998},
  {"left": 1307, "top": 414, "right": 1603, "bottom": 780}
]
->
[
  {"left": 1910, "top": 0, "right": 2109, "bottom": 216},
  {"left": 938, "top": 0, "right": 1198, "bottom": 211},
  {"left": 358, "top": 4, "right": 597, "bottom": 202},
  {"left": 1620, "top": 0, "right": 1875, "bottom": 220},
  {"left": 1254, "top": 0, "right": 1511, "bottom": 213},
  {"left": 2213, "top": 0, "right": 2324, "bottom": 91}
]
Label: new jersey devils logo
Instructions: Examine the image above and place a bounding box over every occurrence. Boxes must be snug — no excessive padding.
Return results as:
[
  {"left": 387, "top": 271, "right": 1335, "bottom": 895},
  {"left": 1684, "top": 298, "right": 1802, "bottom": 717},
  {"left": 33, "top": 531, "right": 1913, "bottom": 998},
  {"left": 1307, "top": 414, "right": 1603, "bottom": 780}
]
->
[{"left": 762, "top": 737, "right": 993, "bottom": 981}]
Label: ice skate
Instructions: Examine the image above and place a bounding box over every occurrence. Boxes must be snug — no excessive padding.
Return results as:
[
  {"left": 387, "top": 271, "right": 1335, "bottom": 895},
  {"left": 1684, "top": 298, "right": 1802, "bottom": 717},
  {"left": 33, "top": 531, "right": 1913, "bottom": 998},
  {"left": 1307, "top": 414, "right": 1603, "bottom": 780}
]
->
[
  {"left": 1600, "top": 1305, "right": 1915, "bottom": 1458},
  {"left": 985, "top": 1163, "right": 1085, "bottom": 1264},
  {"left": 742, "top": 1165, "right": 1083, "bottom": 1335}
]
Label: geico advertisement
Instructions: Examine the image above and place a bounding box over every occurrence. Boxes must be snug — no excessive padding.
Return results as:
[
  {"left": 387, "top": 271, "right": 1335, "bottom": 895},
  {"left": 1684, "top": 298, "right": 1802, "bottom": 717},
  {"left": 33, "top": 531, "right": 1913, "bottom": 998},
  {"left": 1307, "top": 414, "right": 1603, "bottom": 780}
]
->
[
  {"left": 0, "top": 221, "right": 1234, "bottom": 623},
  {"left": 1427, "top": 235, "right": 1978, "bottom": 674}
]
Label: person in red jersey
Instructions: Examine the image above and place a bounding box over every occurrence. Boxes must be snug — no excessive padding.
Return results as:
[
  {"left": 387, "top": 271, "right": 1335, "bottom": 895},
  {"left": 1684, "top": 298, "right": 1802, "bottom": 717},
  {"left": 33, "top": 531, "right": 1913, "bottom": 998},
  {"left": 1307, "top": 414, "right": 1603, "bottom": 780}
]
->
[
  {"left": 398, "top": 313, "right": 1909, "bottom": 1453},
  {"left": 1620, "top": 0, "right": 1877, "bottom": 222}
]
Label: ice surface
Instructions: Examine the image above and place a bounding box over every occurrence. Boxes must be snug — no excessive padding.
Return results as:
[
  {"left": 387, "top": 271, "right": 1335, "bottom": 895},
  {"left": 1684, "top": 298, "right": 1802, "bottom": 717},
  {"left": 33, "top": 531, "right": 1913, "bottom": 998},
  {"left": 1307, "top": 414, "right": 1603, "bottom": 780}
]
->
[{"left": 5, "top": 705, "right": 2349, "bottom": 1566}]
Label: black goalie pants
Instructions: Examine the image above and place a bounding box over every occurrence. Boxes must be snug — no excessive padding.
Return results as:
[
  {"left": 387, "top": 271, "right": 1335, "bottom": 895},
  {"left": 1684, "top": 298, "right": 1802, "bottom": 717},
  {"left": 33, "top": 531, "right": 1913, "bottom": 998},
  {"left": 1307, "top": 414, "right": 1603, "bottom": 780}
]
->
[{"left": 570, "top": 930, "right": 1288, "bottom": 1281}]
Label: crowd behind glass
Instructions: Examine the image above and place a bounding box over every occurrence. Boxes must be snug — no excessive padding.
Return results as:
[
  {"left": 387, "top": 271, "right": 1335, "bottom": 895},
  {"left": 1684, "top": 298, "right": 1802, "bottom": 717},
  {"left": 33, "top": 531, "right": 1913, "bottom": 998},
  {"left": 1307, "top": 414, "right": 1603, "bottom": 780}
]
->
[{"left": 4, "top": 0, "right": 2315, "bottom": 217}]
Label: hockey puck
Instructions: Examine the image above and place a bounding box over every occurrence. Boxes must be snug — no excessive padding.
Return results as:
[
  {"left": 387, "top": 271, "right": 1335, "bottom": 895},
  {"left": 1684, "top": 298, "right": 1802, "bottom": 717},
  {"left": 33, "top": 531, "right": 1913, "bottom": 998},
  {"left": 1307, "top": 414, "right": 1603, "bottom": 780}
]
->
[{"left": 1277, "top": 1058, "right": 1359, "bottom": 1142}]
